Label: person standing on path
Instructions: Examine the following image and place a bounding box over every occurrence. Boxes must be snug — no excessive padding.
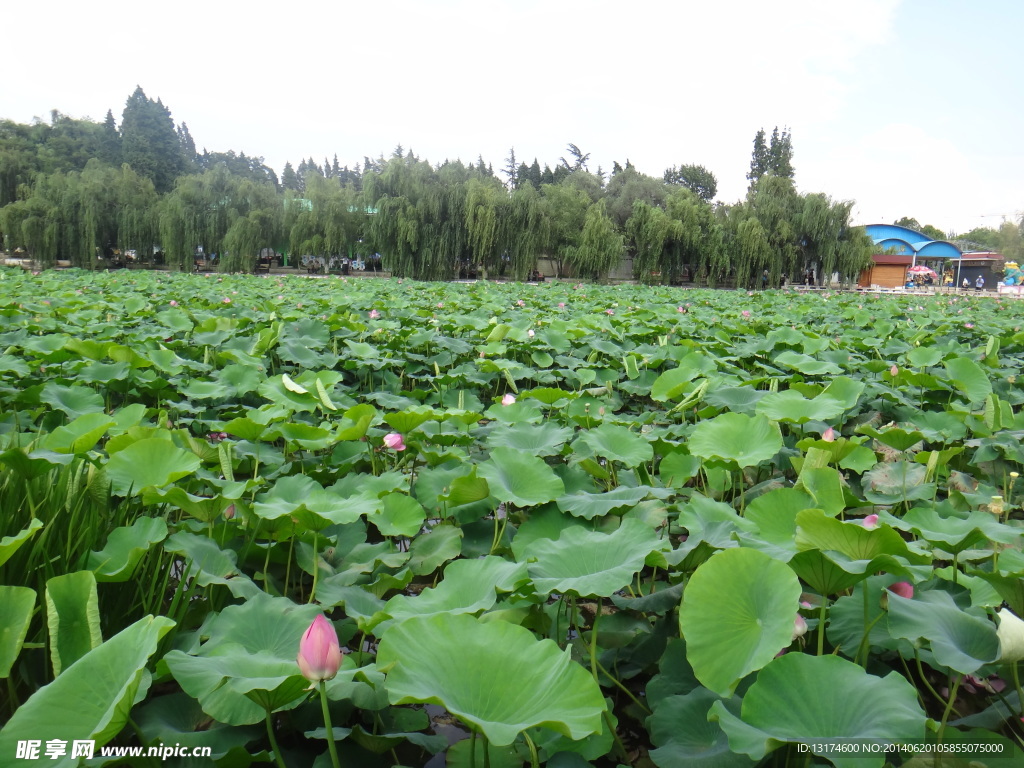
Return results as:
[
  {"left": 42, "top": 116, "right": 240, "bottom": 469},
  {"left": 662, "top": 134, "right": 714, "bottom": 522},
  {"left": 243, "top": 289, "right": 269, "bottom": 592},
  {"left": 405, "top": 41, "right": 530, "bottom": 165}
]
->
[{"left": 976, "top": 275, "right": 985, "bottom": 292}]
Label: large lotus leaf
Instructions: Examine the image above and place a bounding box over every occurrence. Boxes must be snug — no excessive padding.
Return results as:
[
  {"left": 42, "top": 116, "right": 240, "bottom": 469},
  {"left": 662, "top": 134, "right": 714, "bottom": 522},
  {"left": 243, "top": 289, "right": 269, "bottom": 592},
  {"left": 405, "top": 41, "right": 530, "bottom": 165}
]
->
[
  {"left": 861, "top": 461, "right": 935, "bottom": 504},
  {"left": 755, "top": 390, "right": 845, "bottom": 424},
  {"left": 647, "top": 689, "right": 753, "bottom": 768},
  {"left": 46, "top": 571, "right": 102, "bottom": 676},
  {"left": 370, "top": 492, "right": 427, "bottom": 537},
  {"left": 478, "top": 446, "right": 565, "bottom": 506},
  {"left": 0, "top": 518, "right": 43, "bottom": 568},
  {"left": 796, "top": 466, "right": 848, "bottom": 517},
  {"left": 944, "top": 356, "right": 993, "bottom": 404},
  {"left": 857, "top": 426, "right": 926, "bottom": 452},
  {"left": 524, "top": 518, "right": 662, "bottom": 597},
  {"left": 651, "top": 354, "right": 715, "bottom": 401},
  {"left": 510, "top": 507, "right": 582, "bottom": 561},
  {"left": 887, "top": 590, "right": 1000, "bottom": 674},
  {"left": 487, "top": 422, "right": 574, "bottom": 456},
  {"left": 39, "top": 382, "right": 105, "bottom": 419},
  {"left": 163, "top": 594, "right": 325, "bottom": 725},
  {"left": 688, "top": 413, "right": 783, "bottom": 468},
  {"left": 253, "top": 474, "right": 373, "bottom": 529},
  {"left": 556, "top": 485, "right": 671, "bottom": 520},
  {"left": 0, "top": 616, "right": 174, "bottom": 765},
  {"left": 887, "top": 507, "right": 1020, "bottom": 553},
  {"left": 143, "top": 486, "right": 231, "bottom": 524},
  {"left": 575, "top": 423, "right": 654, "bottom": 467},
  {"left": 709, "top": 654, "right": 927, "bottom": 768},
  {"left": 163, "top": 532, "right": 261, "bottom": 599},
  {"left": 133, "top": 692, "right": 261, "bottom": 761},
  {"left": 818, "top": 376, "right": 865, "bottom": 410},
  {"left": 679, "top": 547, "right": 801, "bottom": 697},
  {"left": 82, "top": 516, "right": 168, "bottom": 582},
  {"left": 907, "top": 346, "right": 943, "bottom": 368},
  {"left": 407, "top": 523, "right": 463, "bottom": 575},
  {"left": 773, "top": 350, "right": 842, "bottom": 376},
  {"left": 0, "top": 585, "right": 35, "bottom": 678},
  {"left": 738, "top": 488, "right": 813, "bottom": 560},
  {"left": 377, "top": 613, "right": 605, "bottom": 746},
  {"left": 372, "top": 556, "right": 529, "bottom": 630},
  {"left": 703, "top": 386, "right": 766, "bottom": 414},
  {"left": 105, "top": 438, "right": 201, "bottom": 495},
  {"left": 795, "top": 508, "right": 926, "bottom": 565},
  {"left": 42, "top": 412, "right": 115, "bottom": 454}
]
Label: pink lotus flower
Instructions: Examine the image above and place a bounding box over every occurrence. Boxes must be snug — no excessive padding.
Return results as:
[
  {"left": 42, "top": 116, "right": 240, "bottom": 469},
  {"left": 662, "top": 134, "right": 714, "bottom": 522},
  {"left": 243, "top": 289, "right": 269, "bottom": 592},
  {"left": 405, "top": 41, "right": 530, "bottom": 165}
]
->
[
  {"left": 606, "top": 309, "right": 614, "bottom": 315},
  {"left": 517, "top": 299, "right": 525, "bottom": 307},
  {"left": 558, "top": 302, "right": 565, "bottom": 308},
  {"left": 369, "top": 309, "right": 380, "bottom": 319},
  {"left": 169, "top": 300, "right": 178, "bottom": 306},
  {"left": 383, "top": 433, "right": 406, "bottom": 451},
  {"left": 741, "top": 310, "right": 751, "bottom": 318},
  {"left": 222, "top": 297, "right": 231, "bottom": 304},
  {"left": 677, "top": 306, "right": 685, "bottom": 313},
  {"left": 822, "top": 427, "right": 836, "bottom": 442},
  {"left": 437, "top": 302, "right": 444, "bottom": 309},
  {"left": 501, "top": 394, "right": 516, "bottom": 406},
  {"left": 792, "top": 614, "right": 808, "bottom": 641},
  {"left": 861, "top": 514, "right": 879, "bottom": 530},
  {"left": 297, "top": 615, "right": 342, "bottom": 682},
  {"left": 890, "top": 364, "right": 899, "bottom": 377},
  {"left": 888, "top": 582, "right": 914, "bottom": 600},
  {"left": 965, "top": 323, "right": 974, "bottom": 329}
]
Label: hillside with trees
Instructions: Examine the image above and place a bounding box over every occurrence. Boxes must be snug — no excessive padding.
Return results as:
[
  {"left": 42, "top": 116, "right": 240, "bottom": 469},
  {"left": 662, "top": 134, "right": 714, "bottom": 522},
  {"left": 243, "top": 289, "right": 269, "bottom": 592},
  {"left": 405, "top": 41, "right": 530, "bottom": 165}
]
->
[{"left": 0, "top": 89, "right": 901, "bottom": 286}]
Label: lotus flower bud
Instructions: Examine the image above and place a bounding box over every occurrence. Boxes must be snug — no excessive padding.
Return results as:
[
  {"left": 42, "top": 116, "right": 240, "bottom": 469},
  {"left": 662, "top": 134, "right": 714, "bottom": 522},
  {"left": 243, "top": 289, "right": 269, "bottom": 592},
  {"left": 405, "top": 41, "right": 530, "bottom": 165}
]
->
[
  {"left": 890, "top": 364, "right": 899, "bottom": 377},
  {"left": 297, "top": 615, "right": 342, "bottom": 682},
  {"left": 861, "top": 514, "right": 879, "bottom": 530},
  {"left": 792, "top": 614, "right": 808, "bottom": 641},
  {"left": 501, "top": 394, "right": 516, "bottom": 406},
  {"left": 383, "top": 433, "right": 406, "bottom": 451},
  {"left": 822, "top": 427, "right": 836, "bottom": 442},
  {"left": 887, "top": 582, "right": 914, "bottom": 600},
  {"left": 996, "top": 610, "right": 1024, "bottom": 663}
]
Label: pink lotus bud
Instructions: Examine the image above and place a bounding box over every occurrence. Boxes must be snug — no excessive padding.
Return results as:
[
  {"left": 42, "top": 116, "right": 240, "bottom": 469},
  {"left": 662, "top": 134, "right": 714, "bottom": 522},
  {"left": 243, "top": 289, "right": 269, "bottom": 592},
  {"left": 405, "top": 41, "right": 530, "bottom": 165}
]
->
[
  {"left": 222, "top": 297, "right": 231, "bottom": 304},
  {"left": 169, "top": 300, "right": 178, "bottom": 307},
  {"left": 558, "top": 302, "right": 565, "bottom": 308},
  {"left": 792, "top": 614, "right": 808, "bottom": 641},
  {"left": 517, "top": 299, "right": 525, "bottom": 307},
  {"left": 677, "top": 306, "right": 685, "bottom": 313},
  {"left": 606, "top": 309, "right": 614, "bottom": 315},
  {"left": 890, "top": 364, "right": 899, "bottom": 377},
  {"left": 861, "top": 514, "right": 879, "bottom": 530},
  {"left": 501, "top": 394, "right": 516, "bottom": 406},
  {"left": 741, "top": 310, "right": 751, "bottom": 318},
  {"left": 527, "top": 329, "right": 535, "bottom": 338},
  {"left": 822, "top": 427, "right": 836, "bottom": 442},
  {"left": 297, "top": 615, "right": 342, "bottom": 682},
  {"left": 223, "top": 504, "right": 235, "bottom": 520},
  {"left": 437, "top": 302, "right": 444, "bottom": 309},
  {"left": 369, "top": 309, "right": 380, "bottom": 319},
  {"left": 383, "top": 432, "right": 406, "bottom": 451},
  {"left": 888, "top": 582, "right": 914, "bottom": 600}
]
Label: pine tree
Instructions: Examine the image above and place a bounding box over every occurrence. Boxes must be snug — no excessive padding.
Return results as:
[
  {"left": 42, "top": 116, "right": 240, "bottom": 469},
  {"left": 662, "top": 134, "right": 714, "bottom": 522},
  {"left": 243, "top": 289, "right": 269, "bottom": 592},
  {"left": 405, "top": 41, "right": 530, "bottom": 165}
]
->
[
  {"left": 503, "top": 147, "right": 518, "bottom": 188},
  {"left": 768, "top": 127, "right": 794, "bottom": 179},
  {"left": 98, "top": 109, "right": 121, "bottom": 166},
  {"left": 747, "top": 128, "right": 769, "bottom": 190},
  {"left": 120, "top": 87, "right": 186, "bottom": 193},
  {"left": 281, "top": 161, "right": 301, "bottom": 192}
]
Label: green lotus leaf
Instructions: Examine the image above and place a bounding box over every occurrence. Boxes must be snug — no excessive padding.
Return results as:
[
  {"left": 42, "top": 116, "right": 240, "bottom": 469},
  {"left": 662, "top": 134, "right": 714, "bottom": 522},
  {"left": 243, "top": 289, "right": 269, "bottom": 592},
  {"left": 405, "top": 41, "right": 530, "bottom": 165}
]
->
[
  {"left": 163, "top": 531, "right": 261, "bottom": 600},
  {"left": 384, "top": 408, "right": 435, "bottom": 434},
  {"left": 709, "top": 654, "right": 927, "bottom": 768},
  {"left": 253, "top": 474, "right": 373, "bottom": 529},
  {"left": 651, "top": 354, "right": 715, "bottom": 402},
  {"left": 887, "top": 590, "right": 1000, "bottom": 674},
  {"left": 773, "top": 350, "right": 842, "bottom": 376},
  {"left": 856, "top": 426, "right": 926, "bottom": 452},
  {"left": 703, "top": 386, "right": 765, "bottom": 414},
  {"left": 370, "top": 492, "right": 427, "bottom": 537},
  {"left": 133, "top": 692, "right": 261, "bottom": 761},
  {"left": 105, "top": 438, "right": 202, "bottom": 495},
  {"left": 0, "top": 585, "right": 35, "bottom": 678},
  {"left": 163, "top": 594, "right": 326, "bottom": 725},
  {"left": 39, "top": 382, "right": 106, "bottom": 419},
  {"left": 524, "top": 518, "right": 662, "bottom": 596},
  {"left": 556, "top": 485, "right": 671, "bottom": 520},
  {"left": 407, "top": 523, "right": 463, "bottom": 575},
  {"left": 82, "top": 516, "right": 168, "bottom": 582},
  {"left": 42, "top": 412, "right": 115, "bottom": 454},
  {"left": 487, "top": 422, "right": 574, "bottom": 456},
  {"left": 478, "top": 446, "right": 565, "bottom": 506},
  {"left": 575, "top": 423, "right": 653, "bottom": 467},
  {"left": 755, "top": 390, "right": 845, "bottom": 423},
  {"left": 795, "top": 508, "right": 926, "bottom": 564},
  {"left": 0, "top": 518, "right": 43, "bottom": 568},
  {"left": 647, "top": 689, "right": 752, "bottom": 768},
  {"left": 45, "top": 571, "right": 102, "bottom": 676},
  {"left": 0, "top": 616, "right": 174, "bottom": 763},
  {"left": 679, "top": 547, "right": 801, "bottom": 697},
  {"left": 944, "top": 356, "right": 993, "bottom": 404},
  {"left": 861, "top": 461, "right": 935, "bottom": 504},
  {"left": 373, "top": 556, "right": 529, "bottom": 630},
  {"left": 889, "top": 507, "right": 1019, "bottom": 554},
  {"left": 521, "top": 387, "right": 578, "bottom": 405},
  {"left": 143, "top": 486, "right": 232, "bottom": 524},
  {"left": 378, "top": 613, "right": 606, "bottom": 746},
  {"left": 688, "top": 413, "right": 783, "bottom": 468},
  {"left": 907, "top": 346, "right": 943, "bottom": 368}
]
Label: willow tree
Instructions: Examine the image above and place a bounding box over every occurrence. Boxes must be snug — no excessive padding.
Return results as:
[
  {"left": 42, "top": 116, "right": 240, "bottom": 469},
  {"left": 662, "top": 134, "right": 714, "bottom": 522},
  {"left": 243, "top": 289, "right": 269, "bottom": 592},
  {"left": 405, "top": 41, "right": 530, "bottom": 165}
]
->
[
  {"left": 565, "top": 200, "right": 623, "bottom": 281},
  {"left": 538, "top": 181, "right": 591, "bottom": 278},
  {"left": 626, "top": 200, "right": 673, "bottom": 283},
  {"left": 465, "top": 176, "right": 507, "bottom": 276},
  {"left": 160, "top": 165, "right": 281, "bottom": 271},
  {"left": 497, "top": 183, "right": 544, "bottom": 280},
  {"left": 664, "top": 188, "right": 726, "bottom": 285},
  {"left": 288, "top": 174, "right": 364, "bottom": 260}
]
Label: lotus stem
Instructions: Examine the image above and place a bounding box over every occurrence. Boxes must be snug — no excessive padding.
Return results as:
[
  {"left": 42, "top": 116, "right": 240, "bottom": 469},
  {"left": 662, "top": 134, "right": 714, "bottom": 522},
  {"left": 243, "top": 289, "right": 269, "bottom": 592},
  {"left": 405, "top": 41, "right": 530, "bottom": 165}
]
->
[
  {"left": 936, "top": 674, "right": 962, "bottom": 747},
  {"left": 318, "top": 680, "right": 342, "bottom": 768},
  {"left": 1012, "top": 662, "right": 1024, "bottom": 719},
  {"left": 522, "top": 731, "right": 540, "bottom": 768},
  {"left": 265, "top": 710, "right": 289, "bottom": 768},
  {"left": 817, "top": 599, "right": 827, "bottom": 656}
]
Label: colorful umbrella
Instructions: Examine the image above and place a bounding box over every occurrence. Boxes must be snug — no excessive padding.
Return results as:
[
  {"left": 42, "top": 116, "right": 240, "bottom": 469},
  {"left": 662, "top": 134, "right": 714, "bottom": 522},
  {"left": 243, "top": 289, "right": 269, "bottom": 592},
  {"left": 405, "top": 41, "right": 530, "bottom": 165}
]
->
[{"left": 907, "top": 265, "right": 937, "bottom": 276}]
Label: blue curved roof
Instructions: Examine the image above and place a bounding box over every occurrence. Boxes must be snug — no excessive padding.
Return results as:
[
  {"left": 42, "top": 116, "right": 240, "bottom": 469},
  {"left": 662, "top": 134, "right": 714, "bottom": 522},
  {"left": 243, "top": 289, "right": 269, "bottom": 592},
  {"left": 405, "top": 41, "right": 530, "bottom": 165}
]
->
[{"left": 865, "top": 224, "right": 961, "bottom": 259}]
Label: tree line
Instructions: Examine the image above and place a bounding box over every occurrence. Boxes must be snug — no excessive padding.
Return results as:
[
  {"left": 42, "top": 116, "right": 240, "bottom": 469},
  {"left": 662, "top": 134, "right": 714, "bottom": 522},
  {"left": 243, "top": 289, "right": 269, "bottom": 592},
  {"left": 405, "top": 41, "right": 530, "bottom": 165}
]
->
[{"left": 0, "top": 87, "right": 885, "bottom": 285}]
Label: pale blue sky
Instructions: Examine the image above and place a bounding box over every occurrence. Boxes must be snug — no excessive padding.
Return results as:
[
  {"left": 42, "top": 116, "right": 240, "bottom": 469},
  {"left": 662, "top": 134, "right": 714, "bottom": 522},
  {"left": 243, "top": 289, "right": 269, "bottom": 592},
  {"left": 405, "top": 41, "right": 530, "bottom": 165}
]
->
[{"left": 3, "top": 0, "right": 1021, "bottom": 236}]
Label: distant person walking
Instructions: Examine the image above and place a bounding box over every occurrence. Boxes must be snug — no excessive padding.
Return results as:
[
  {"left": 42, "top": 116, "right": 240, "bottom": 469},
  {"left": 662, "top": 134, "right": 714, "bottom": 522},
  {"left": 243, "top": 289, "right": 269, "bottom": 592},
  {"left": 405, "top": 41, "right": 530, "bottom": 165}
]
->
[
  {"left": 975, "top": 275, "right": 985, "bottom": 292},
  {"left": 962, "top": 277, "right": 969, "bottom": 291}
]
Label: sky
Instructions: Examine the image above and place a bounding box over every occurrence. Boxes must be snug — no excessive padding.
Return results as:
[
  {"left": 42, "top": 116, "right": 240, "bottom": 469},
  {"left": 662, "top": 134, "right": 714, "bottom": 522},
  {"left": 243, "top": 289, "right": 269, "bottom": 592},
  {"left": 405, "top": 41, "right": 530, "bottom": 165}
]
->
[{"left": 3, "top": 0, "right": 1023, "bottom": 237}]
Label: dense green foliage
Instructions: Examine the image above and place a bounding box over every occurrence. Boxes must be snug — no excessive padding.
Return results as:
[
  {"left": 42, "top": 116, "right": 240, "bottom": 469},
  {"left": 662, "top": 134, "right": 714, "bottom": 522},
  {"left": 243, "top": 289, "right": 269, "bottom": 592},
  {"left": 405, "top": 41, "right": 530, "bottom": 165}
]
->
[
  {"left": 1, "top": 270, "right": 1023, "bottom": 766},
  {"left": 2, "top": 93, "right": 875, "bottom": 286}
]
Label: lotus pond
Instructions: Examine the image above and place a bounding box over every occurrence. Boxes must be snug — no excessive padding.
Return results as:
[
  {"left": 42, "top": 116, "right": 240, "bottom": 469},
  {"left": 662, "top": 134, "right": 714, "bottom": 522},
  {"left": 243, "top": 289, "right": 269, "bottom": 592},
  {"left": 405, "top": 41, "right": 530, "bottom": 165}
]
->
[{"left": 1, "top": 268, "right": 1023, "bottom": 768}]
